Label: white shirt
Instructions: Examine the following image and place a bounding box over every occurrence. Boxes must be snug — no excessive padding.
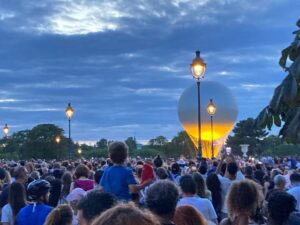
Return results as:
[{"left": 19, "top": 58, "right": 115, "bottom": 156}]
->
[
  {"left": 1, "top": 204, "right": 13, "bottom": 225},
  {"left": 177, "top": 196, "right": 217, "bottom": 221},
  {"left": 287, "top": 184, "right": 300, "bottom": 210}
]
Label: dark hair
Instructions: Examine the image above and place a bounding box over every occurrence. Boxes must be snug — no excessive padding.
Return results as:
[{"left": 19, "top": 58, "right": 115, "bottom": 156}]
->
[
  {"left": 268, "top": 191, "right": 296, "bottom": 224},
  {"left": 14, "top": 166, "right": 27, "bottom": 180},
  {"left": 53, "top": 169, "right": 63, "bottom": 179},
  {"left": 290, "top": 173, "right": 300, "bottom": 183},
  {"left": 108, "top": 142, "right": 128, "bottom": 164},
  {"left": 77, "top": 190, "right": 116, "bottom": 223},
  {"left": 153, "top": 155, "right": 163, "bottom": 168},
  {"left": 8, "top": 182, "right": 27, "bottom": 219},
  {"left": 61, "top": 172, "right": 72, "bottom": 197},
  {"left": 245, "top": 166, "right": 253, "bottom": 176},
  {"left": 171, "top": 163, "right": 180, "bottom": 175},
  {"left": 227, "top": 162, "right": 238, "bottom": 176},
  {"left": 179, "top": 175, "right": 196, "bottom": 195},
  {"left": 220, "top": 163, "right": 227, "bottom": 176},
  {"left": 206, "top": 173, "right": 222, "bottom": 215},
  {"left": 198, "top": 165, "right": 207, "bottom": 175},
  {"left": 74, "top": 164, "right": 90, "bottom": 179},
  {"left": 44, "top": 204, "right": 73, "bottom": 225},
  {"left": 0, "top": 168, "right": 6, "bottom": 180},
  {"left": 146, "top": 180, "right": 179, "bottom": 216},
  {"left": 48, "top": 179, "right": 62, "bottom": 207},
  {"left": 192, "top": 173, "right": 206, "bottom": 198},
  {"left": 156, "top": 167, "right": 168, "bottom": 180},
  {"left": 91, "top": 203, "right": 159, "bottom": 225},
  {"left": 94, "top": 170, "right": 104, "bottom": 184}
]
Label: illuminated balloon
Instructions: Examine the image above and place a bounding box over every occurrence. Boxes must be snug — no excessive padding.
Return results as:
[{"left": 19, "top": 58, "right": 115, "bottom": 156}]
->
[{"left": 178, "top": 81, "right": 238, "bottom": 158}]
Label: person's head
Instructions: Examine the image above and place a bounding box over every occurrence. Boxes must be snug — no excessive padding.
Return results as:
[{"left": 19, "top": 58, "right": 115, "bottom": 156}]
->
[
  {"left": 290, "top": 173, "right": 300, "bottom": 185},
  {"left": 49, "top": 179, "right": 62, "bottom": 207},
  {"left": 255, "top": 163, "right": 262, "bottom": 170},
  {"left": 145, "top": 180, "right": 179, "bottom": 219},
  {"left": 245, "top": 166, "right": 253, "bottom": 177},
  {"left": 74, "top": 164, "right": 90, "bottom": 179},
  {"left": 226, "top": 162, "right": 238, "bottom": 177},
  {"left": 27, "top": 179, "right": 51, "bottom": 203},
  {"left": 91, "top": 203, "right": 159, "bottom": 225},
  {"left": 153, "top": 155, "right": 163, "bottom": 168},
  {"left": 44, "top": 204, "right": 73, "bottom": 225},
  {"left": 174, "top": 205, "right": 207, "bottom": 225},
  {"left": 8, "top": 182, "right": 27, "bottom": 218},
  {"left": 156, "top": 167, "right": 168, "bottom": 180},
  {"left": 198, "top": 165, "right": 207, "bottom": 175},
  {"left": 273, "top": 174, "right": 286, "bottom": 190},
  {"left": 0, "top": 168, "right": 6, "bottom": 180},
  {"left": 179, "top": 175, "right": 196, "bottom": 195},
  {"left": 66, "top": 188, "right": 86, "bottom": 212},
  {"left": 227, "top": 180, "right": 261, "bottom": 220},
  {"left": 77, "top": 190, "right": 116, "bottom": 225},
  {"left": 206, "top": 172, "right": 221, "bottom": 192},
  {"left": 171, "top": 163, "right": 180, "bottom": 175},
  {"left": 267, "top": 191, "right": 296, "bottom": 225},
  {"left": 14, "top": 166, "right": 28, "bottom": 183},
  {"left": 192, "top": 173, "right": 206, "bottom": 198},
  {"left": 108, "top": 141, "right": 128, "bottom": 164}
]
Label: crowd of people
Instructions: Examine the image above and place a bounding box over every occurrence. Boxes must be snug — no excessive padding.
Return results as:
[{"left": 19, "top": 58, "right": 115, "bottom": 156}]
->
[{"left": 0, "top": 141, "right": 299, "bottom": 225}]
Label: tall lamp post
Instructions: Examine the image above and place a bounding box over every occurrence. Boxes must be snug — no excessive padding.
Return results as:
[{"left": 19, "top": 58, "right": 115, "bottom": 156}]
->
[
  {"left": 3, "top": 124, "right": 9, "bottom": 138},
  {"left": 190, "top": 50, "right": 206, "bottom": 158},
  {"left": 65, "top": 103, "right": 74, "bottom": 159},
  {"left": 207, "top": 99, "right": 216, "bottom": 158}
]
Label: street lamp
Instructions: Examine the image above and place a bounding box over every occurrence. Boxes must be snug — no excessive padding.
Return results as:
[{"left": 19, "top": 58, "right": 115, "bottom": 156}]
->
[
  {"left": 3, "top": 124, "right": 9, "bottom": 138},
  {"left": 78, "top": 148, "right": 82, "bottom": 154},
  {"left": 65, "top": 103, "right": 74, "bottom": 159},
  {"left": 190, "top": 50, "right": 206, "bottom": 158},
  {"left": 55, "top": 136, "right": 61, "bottom": 144},
  {"left": 207, "top": 99, "right": 216, "bottom": 158}
]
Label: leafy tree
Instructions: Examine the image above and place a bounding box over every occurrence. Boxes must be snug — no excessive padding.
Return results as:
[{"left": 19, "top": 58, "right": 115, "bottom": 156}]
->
[
  {"left": 0, "top": 130, "right": 30, "bottom": 158},
  {"left": 257, "top": 19, "right": 300, "bottom": 143},
  {"left": 227, "top": 118, "right": 268, "bottom": 156},
  {"left": 22, "top": 124, "right": 70, "bottom": 159},
  {"left": 261, "top": 135, "right": 283, "bottom": 150},
  {"left": 125, "top": 137, "right": 137, "bottom": 156},
  {"left": 148, "top": 136, "right": 168, "bottom": 146},
  {"left": 167, "top": 131, "right": 196, "bottom": 157},
  {"left": 80, "top": 144, "right": 94, "bottom": 152},
  {"left": 96, "top": 138, "right": 108, "bottom": 149},
  {"left": 134, "top": 147, "right": 164, "bottom": 158}
]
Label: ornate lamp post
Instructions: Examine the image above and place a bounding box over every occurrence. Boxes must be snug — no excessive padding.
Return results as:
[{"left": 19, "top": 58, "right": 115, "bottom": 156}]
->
[
  {"left": 3, "top": 124, "right": 9, "bottom": 138},
  {"left": 190, "top": 50, "right": 206, "bottom": 158},
  {"left": 207, "top": 99, "right": 216, "bottom": 158},
  {"left": 65, "top": 103, "right": 74, "bottom": 159}
]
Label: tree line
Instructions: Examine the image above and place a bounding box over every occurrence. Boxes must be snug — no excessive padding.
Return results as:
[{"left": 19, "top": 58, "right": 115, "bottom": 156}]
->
[{"left": 1, "top": 118, "right": 300, "bottom": 160}]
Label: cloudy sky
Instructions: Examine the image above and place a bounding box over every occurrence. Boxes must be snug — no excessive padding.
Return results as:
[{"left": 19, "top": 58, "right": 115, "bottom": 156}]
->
[{"left": 0, "top": 0, "right": 299, "bottom": 143}]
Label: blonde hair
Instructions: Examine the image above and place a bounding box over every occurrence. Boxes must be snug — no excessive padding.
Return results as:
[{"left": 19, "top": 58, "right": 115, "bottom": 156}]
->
[
  {"left": 44, "top": 204, "right": 73, "bottom": 225},
  {"left": 91, "top": 203, "right": 159, "bottom": 225},
  {"left": 226, "top": 180, "right": 260, "bottom": 220}
]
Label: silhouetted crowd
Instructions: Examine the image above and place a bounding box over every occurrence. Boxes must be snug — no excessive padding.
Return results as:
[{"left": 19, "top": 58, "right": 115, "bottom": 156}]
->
[{"left": 0, "top": 141, "right": 299, "bottom": 225}]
